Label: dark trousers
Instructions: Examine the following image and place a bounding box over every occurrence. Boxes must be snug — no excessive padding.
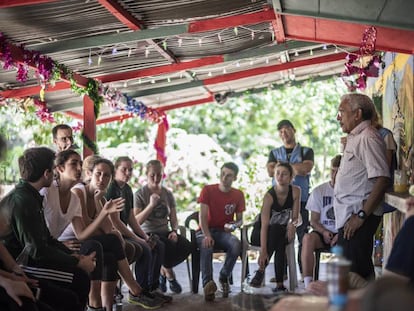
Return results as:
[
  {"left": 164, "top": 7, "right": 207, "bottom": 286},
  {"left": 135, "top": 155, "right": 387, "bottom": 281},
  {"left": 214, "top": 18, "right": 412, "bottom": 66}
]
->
[
  {"left": 338, "top": 214, "right": 381, "bottom": 280},
  {"left": 34, "top": 275, "right": 89, "bottom": 311},
  {"left": 0, "top": 287, "right": 54, "bottom": 311},
  {"left": 157, "top": 232, "right": 192, "bottom": 269},
  {"left": 89, "top": 233, "right": 126, "bottom": 281},
  {"left": 296, "top": 202, "right": 309, "bottom": 273},
  {"left": 126, "top": 238, "right": 161, "bottom": 291},
  {"left": 251, "top": 224, "right": 288, "bottom": 283}
]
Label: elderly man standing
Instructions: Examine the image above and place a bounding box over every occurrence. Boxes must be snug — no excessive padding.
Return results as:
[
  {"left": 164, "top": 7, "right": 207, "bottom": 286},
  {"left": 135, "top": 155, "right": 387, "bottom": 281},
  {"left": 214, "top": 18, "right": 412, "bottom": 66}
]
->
[
  {"left": 335, "top": 93, "right": 390, "bottom": 280},
  {"left": 267, "top": 119, "right": 314, "bottom": 275}
]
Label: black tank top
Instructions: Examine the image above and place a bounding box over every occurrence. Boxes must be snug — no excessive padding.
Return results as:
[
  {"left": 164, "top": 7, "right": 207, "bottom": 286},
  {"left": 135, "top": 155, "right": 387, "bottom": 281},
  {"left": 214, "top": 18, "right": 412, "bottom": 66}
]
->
[{"left": 268, "top": 185, "right": 293, "bottom": 213}]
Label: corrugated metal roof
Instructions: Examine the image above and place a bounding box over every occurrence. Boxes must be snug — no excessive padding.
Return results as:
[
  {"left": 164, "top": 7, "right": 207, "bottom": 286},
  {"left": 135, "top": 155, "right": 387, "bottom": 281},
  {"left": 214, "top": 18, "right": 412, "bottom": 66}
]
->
[{"left": 0, "top": 0, "right": 412, "bottom": 122}]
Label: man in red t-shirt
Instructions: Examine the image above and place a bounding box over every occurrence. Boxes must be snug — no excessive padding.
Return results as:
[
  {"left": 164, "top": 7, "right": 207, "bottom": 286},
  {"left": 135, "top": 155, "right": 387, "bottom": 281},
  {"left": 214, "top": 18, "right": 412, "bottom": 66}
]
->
[{"left": 197, "top": 162, "right": 245, "bottom": 301}]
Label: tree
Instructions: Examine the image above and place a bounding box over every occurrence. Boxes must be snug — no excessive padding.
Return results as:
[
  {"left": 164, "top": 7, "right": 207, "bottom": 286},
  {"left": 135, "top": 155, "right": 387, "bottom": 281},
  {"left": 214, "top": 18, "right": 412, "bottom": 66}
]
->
[{"left": 1, "top": 78, "right": 347, "bottom": 218}]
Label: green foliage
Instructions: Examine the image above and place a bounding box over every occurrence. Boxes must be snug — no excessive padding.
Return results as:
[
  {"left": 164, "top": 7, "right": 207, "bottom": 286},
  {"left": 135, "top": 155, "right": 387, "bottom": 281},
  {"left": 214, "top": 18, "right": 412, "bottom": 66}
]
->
[
  {"left": 0, "top": 102, "right": 74, "bottom": 182},
  {"left": 1, "top": 79, "right": 347, "bottom": 218}
]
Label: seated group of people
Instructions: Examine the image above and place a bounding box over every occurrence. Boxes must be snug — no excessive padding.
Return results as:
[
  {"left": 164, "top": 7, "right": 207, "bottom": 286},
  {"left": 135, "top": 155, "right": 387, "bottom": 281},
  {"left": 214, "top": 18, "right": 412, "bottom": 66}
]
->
[
  {"left": 2, "top": 92, "right": 414, "bottom": 311},
  {"left": 0, "top": 141, "right": 194, "bottom": 310}
]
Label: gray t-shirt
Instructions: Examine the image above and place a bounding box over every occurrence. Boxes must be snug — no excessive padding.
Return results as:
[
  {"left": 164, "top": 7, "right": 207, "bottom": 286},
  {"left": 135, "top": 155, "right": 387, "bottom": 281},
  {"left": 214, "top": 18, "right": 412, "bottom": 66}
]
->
[{"left": 134, "top": 185, "right": 176, "bottom": 234}]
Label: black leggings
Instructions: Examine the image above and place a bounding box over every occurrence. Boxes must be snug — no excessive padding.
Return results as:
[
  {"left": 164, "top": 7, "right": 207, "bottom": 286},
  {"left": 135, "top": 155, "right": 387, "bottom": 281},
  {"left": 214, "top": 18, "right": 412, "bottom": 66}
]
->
[
  {"left": 154, "top": 232, "right": 192, "bottom": 269},
  {"left": 251, "top": 224, "right": 288, "bottom": 283},
  {"left": 88, "top": 233, "right": 126, "bottom": 281}
]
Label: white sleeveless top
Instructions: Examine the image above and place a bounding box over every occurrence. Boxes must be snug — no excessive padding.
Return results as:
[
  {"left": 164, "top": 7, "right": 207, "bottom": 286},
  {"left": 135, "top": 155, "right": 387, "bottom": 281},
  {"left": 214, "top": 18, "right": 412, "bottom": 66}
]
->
[{"left": 41, "top": 180, "right": 82, "bottom": 239}]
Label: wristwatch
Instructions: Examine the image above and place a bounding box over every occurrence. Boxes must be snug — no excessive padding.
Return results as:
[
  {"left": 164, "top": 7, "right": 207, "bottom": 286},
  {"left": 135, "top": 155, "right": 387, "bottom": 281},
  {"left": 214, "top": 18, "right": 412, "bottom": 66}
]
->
[{"left": 357, "top": 210, "right": 367, "bottom": 220}]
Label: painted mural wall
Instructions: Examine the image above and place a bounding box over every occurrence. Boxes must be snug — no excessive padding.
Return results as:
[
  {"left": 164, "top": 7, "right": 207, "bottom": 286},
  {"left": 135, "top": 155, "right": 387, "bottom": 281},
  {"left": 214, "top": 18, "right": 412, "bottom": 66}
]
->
[
  {"left": 367, "top": 52, "right": 413, "bottom": 268},
  {"left": 368, "top": 52, "right": 413, "bottom": 174}
]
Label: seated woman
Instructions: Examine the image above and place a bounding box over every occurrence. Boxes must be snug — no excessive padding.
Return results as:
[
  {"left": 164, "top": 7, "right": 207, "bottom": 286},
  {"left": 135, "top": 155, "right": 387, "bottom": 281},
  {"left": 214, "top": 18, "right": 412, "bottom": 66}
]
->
[
  {"left": 134, "top": 160, "right": 192, "bottom": 294},
  {"left": 249, "top": 162, "right": 300, "bottom": 292},
  {"left": 106, "top": 156, "right": 171, "bottom": 303},
  {"left": 43, "top": 150, "right": 162, "bottom": 310}
]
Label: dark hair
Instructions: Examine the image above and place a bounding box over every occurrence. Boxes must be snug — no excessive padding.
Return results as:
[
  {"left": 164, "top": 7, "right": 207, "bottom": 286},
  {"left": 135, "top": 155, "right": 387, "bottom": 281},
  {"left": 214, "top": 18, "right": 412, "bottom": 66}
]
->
[
  {"left": 277, "top": 119, "right": 295, "bottom": 130},
  {"left": 52, "top": 124, "right": 72, "bottom": 139},
  {"left": 92, "top": 158, "right": 115, "bottom": 178},
  {"left": 18, "top": 147, "right": 55, "bottom": 182},
  {"left": 221, "top": 162, "right": 239, "bottom": 176},
  {"left": 55, "top": 149, "right": 81, "bottom": 167},
  {"left": 276, "top": 162, "right": 293, "bottom": 176},
  {"left": 114, "top": 156, "right": 133, "bottom": 169},
  {"left": 146, "top": 159, "right": 163, "bottom": 173},
  {"left": 331, "top": 155, "right": 342, "bottom": 168}
]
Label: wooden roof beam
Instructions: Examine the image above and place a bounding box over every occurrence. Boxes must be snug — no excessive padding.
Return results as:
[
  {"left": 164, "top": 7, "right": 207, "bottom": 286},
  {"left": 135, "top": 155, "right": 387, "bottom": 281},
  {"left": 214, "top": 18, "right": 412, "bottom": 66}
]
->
[
  {"left": 1, "top": 82, "right": 68, "bottom": 99},
  {"left": 126, "top": 51, "right": 348, "bottom": 98},
  {"left": 27, "top": 9, "right": 277, "bottom": 54},
  {"left": 55, "top": 51, "right": 347, "bottom": 113},
  {"left": 0, "top": 0, "right": 56, "bottom": 8},
  {"left": 96, "top": 41, "right": 316, "bottom": 83},
  {"left": 282, "top": 15, "right": 414, "bottom": 54},
  {"left": 96, "top": 0, "right": 143, "bottom": 30},
  {"left": 97, "top": 0, "right": 177, "bottom": 63}
]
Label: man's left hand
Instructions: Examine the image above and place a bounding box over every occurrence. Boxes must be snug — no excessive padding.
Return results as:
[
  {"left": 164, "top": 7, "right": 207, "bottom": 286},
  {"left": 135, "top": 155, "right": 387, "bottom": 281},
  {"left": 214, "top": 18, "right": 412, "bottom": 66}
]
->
[{"left": 343, "top": 214, "right": 364, "bottom": 240}]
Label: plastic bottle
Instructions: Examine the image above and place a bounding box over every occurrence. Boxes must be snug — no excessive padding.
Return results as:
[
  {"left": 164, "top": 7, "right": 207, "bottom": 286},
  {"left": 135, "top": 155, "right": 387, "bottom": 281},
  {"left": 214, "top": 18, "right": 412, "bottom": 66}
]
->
[{"left": 326, "top": 246, "right": 350, "bottom": 311}]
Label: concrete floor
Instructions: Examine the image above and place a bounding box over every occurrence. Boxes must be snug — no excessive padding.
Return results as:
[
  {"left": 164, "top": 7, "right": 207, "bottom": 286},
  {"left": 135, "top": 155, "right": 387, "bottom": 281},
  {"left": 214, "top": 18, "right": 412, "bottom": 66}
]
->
[{"left": 119, "top": 257, "right": 319, "bottom": 311}]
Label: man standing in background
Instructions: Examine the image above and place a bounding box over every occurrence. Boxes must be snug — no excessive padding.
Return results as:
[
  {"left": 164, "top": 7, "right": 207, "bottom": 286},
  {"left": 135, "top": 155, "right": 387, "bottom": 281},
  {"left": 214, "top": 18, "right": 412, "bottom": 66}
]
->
[
  {"left": 267, "top": 119, "right": 314, "bottom": 277},
  {"left": 52, "top": 124, "right": 76, "bottom": 152}
]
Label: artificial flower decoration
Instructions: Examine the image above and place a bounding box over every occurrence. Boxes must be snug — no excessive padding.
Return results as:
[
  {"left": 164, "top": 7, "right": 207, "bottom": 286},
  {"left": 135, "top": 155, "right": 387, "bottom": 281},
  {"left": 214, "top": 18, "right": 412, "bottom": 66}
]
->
[
  {"left": 341, "top": 26, "right": 383, "bottom": 92},
  {"left": 0, "top": 32, "right": 164, "bottom": 126},
  {"left": 33, "top": 98, "right": 55, "bottom": 123}
]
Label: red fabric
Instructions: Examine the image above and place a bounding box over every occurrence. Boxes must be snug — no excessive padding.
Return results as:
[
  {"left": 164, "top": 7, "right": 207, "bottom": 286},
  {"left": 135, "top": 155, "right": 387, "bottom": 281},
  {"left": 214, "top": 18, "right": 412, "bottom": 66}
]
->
[
  {"left": 154, "top": 115, "right": 169, "bottom": 167},
  {"left": 197, "top": 184, "right": 245, "bottom": 229}
]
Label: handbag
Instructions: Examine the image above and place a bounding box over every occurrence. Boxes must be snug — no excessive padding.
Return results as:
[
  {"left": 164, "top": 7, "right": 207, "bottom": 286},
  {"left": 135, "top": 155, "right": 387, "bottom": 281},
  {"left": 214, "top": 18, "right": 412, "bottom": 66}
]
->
[{"left": 269, "top": 208, "right": 291, "bottom": 225}]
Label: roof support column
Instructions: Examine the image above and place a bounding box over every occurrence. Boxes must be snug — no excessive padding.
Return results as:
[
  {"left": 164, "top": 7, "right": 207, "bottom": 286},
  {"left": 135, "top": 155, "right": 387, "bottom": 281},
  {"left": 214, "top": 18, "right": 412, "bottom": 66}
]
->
[{"left": 83, "top": 96, "right": 96, "bottom": 158}]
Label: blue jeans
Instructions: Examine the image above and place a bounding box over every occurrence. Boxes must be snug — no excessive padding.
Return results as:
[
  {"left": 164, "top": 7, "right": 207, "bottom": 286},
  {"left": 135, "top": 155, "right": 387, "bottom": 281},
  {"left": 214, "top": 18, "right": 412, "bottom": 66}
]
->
[{"left": 196, "top": 229, "right": 241, "bottom": 287}]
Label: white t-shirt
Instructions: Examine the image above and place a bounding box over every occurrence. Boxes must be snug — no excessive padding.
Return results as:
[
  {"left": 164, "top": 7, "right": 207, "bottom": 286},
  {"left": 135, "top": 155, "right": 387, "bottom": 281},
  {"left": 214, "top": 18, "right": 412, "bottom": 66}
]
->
[
  {"left": 305, "top": 181, "right": 337, "bottom": 233},
  {"left": 41, "top": 180, "right": 82, "bottom": 239}
]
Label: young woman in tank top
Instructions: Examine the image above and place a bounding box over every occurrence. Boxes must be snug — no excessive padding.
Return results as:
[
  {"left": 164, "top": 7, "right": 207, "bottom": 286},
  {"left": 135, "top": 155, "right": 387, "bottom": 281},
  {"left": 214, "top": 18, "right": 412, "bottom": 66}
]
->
[{"left": 250, "top": 162, "right": 300, "bottom": 292}]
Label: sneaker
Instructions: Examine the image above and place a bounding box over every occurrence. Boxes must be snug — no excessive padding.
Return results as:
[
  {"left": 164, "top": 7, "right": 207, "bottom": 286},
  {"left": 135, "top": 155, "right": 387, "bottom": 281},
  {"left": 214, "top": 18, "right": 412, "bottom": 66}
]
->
[
  {"left": 159, "top": 275, "right": 167, "bottom": 293},
  {"left": 203, "top": 280, "right": 217, "bottom": 302},
  {"left": 219, "top": 279, "right": 230, "bottom": 298},
  {"left": 271, "top": 286, "right": 288, "bottom": 293},
  {"left": 128, "top": 292, "right": 163, "bottom": 309},
  {"left": 142, "top": 290, "right": 165, "bottom": 305},
  {"left": 249, "top": 270, "right": 265, "bottom": 288},
  {"left": 151, "top": 289, "right": 173, "bottom": 303},
  {"left": 168, "top": 278, "right": 182, "bottom": 294}
]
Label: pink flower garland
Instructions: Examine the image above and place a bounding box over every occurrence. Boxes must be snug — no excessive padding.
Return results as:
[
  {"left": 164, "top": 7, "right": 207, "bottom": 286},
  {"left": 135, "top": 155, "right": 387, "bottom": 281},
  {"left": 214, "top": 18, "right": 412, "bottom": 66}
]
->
[
  {"left": 33, "top": 98, "right": 55, "bottom": 123},
  {"left": 341, "top": 26, "right": 383, "bottom": 92},
  {"left": 0, "top": 32, "right": 164, "bottom": 126}
]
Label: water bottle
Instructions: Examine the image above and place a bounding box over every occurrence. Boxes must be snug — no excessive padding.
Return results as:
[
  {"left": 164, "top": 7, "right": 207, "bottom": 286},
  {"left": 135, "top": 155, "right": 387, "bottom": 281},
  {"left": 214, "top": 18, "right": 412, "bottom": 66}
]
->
[{"left": 326, "top": 246, "right": 350, "bottom": 311}]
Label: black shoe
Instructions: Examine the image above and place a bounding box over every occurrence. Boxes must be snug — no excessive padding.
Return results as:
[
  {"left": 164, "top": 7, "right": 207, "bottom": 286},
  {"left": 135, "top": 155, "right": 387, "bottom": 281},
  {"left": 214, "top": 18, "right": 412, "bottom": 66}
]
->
[
  {"left": 168, "top": 278, "right": 182, "bottom": 294},
  {"left": 128, "top": 292, "right": 163, "bottom": 309},
  {"left": 250, "top": 270, "right": 265, "bottom": 288},
  {"left": 159, "top": 275, "right": 167, "bottom": 293},
  {"left": 151, "top": 289, "right": 173, "bottom": 303},
  {"left": 272, "top": 286, "right": 288, "bottom": 293}
]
